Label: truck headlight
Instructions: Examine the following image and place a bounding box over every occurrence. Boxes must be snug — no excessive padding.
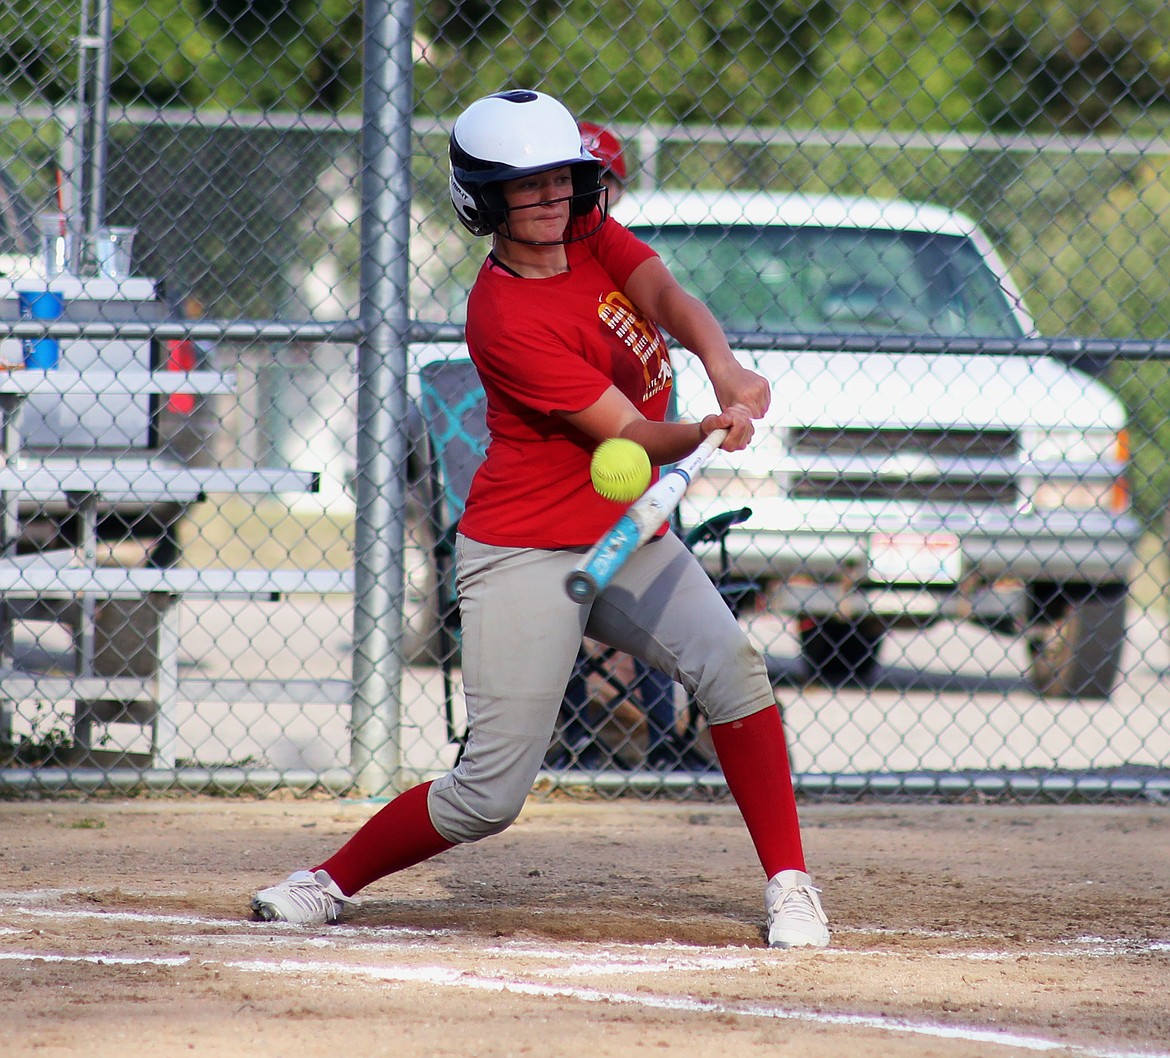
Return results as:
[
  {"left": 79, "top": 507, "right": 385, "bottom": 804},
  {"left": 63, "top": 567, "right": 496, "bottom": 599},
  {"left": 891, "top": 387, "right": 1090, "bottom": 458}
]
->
[{"left": 1024, "top": 428, "right": 1130, "bottom": 514}]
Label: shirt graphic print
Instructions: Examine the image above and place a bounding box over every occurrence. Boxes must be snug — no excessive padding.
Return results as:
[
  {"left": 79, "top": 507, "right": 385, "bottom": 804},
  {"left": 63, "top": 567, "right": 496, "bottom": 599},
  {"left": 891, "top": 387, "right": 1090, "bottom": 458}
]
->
[{"left": 598, "top": 290, "right": 672, "bottom": 403}]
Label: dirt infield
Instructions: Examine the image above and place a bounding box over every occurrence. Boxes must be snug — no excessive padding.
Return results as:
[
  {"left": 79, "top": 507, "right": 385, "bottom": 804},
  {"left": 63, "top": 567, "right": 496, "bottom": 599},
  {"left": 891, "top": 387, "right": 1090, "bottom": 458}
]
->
[{"left": 1, "top": 793, "right": 1168, "bottom": 1058}]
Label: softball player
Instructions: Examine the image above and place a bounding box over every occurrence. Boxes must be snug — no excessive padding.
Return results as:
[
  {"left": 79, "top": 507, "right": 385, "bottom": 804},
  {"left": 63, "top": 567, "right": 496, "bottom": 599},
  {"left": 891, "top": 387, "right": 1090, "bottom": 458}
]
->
[
  {"left": 554, "top": 118, "right": 690, "bottom": 772},
  {"left": 252, "top": 88, "right": 830, "bottom": 949}
]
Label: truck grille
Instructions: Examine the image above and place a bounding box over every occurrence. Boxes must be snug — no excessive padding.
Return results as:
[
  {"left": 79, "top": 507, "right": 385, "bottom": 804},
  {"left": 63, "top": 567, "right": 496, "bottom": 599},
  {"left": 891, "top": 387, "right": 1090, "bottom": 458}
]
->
[{"left": 788, "top": 426, "right": 1020, "bottom": 505}]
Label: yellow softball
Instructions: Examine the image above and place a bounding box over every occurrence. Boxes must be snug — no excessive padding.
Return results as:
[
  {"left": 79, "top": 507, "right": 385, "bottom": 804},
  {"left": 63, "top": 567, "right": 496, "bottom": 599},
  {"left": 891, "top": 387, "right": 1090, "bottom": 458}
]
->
[{"left": 590, "top": 437, "right": 651, "bottom": 503}]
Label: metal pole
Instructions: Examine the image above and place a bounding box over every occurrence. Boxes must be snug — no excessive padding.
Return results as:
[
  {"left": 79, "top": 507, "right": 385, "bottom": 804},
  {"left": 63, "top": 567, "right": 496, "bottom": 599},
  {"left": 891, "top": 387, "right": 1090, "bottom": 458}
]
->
[
  {"left": 350, "top": 0, "right": 413, "bottom": 795},
  {"left": 70, "top": 0, "right": 94, "bottom": 251},
  {"left": 86, "top": 0, "right": 114, "bottom": 237}
]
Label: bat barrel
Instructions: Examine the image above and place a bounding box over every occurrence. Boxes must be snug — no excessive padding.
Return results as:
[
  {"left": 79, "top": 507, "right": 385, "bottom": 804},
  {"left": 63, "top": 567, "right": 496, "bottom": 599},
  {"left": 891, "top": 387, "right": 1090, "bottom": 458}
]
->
[{"left": 565, "top": 568, "right": 599, "bottom": 604}]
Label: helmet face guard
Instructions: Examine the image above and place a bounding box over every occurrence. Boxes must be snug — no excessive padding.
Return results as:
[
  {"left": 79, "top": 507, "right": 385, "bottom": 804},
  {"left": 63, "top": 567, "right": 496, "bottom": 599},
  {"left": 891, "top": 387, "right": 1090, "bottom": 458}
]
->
[
  {"left": 488, "top": 181, "right": 611, "bottom": 247},
  {"left": 449, "top": 90, "right": 605, "bottom": 243}
]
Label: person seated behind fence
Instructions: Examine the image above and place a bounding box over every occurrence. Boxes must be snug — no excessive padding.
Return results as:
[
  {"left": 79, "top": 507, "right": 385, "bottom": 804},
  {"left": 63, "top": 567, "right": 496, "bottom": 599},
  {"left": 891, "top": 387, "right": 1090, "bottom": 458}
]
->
[
  {"left": 547, "top": 119, "right": 707, "bottom": 772},
  {"left": 578, "top": 119, "right": 629, "bottom": 206}
]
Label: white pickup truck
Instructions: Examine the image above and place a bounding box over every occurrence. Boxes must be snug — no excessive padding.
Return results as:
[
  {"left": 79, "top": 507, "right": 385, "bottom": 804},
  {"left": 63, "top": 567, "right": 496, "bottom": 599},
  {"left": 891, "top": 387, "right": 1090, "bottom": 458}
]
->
[{"left": 612, "top": 189, "right": 1139, "bottom": 698}]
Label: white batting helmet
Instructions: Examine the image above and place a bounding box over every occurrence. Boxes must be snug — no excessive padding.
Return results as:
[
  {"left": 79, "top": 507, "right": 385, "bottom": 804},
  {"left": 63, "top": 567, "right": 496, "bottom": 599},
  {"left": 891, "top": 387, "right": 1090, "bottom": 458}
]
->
[{"left": 449, "top": 89, "right": 604, "bottom": 239}]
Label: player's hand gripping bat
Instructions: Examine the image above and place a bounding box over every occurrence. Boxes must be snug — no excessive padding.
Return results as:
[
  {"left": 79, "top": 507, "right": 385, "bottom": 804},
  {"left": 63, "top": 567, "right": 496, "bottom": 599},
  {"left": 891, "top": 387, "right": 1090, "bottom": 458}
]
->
[{"left": 565, "top": 428, "right": 728, "bottom": 604}]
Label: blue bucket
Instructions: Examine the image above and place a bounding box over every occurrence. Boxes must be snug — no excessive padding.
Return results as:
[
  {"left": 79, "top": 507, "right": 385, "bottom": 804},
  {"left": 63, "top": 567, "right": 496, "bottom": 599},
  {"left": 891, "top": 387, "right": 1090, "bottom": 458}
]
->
[{"left": 16, "top": 289, "right": 65, "bottom": 369}]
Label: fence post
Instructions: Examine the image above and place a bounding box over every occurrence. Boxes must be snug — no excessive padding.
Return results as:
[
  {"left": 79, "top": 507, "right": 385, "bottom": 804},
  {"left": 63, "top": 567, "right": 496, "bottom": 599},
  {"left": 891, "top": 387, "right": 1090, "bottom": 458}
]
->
[{"left": 350, "top": 0, "right": 414, "bottom": 795}]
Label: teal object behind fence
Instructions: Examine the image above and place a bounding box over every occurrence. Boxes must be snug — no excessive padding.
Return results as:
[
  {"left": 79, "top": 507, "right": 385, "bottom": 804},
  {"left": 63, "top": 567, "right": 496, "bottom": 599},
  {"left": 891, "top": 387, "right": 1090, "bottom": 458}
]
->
[{"left": 417, "top": 360, "right": 488, "bottom": 525}]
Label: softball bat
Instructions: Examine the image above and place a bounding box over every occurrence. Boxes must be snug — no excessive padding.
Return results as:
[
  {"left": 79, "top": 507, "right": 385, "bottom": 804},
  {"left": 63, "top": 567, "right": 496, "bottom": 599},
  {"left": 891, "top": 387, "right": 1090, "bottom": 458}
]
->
[{"left": 565, "top": 428, "right": 728, "bottom": 604}]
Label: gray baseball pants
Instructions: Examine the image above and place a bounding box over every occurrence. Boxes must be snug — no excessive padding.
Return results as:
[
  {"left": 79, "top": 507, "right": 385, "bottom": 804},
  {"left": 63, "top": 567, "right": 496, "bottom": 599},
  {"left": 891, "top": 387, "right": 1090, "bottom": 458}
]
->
[{"left": 427, "top": 529, "right": 775, "bottom": 844}]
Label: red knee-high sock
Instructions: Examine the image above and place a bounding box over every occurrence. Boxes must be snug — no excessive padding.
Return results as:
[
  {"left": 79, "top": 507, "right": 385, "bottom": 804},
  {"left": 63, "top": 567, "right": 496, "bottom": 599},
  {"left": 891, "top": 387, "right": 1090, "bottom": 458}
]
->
[
  {"left": 314, "top": 780, "right": 455, "bottom": 896},
  {"left": 708, "top": 705, "right": 806, "bottom": 878}
]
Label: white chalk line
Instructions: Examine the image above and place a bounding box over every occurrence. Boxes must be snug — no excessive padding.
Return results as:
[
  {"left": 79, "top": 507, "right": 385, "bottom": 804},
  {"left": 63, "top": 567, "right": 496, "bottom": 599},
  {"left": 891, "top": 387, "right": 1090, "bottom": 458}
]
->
[
  {"left": 3, "top": 896, "right": 1169, "bottom": 1058},
  {"left": 0, "top": 891, "right": 997, "bottom": 943},
  {"left": 0, "top": 888, "right": 74, "bottom": 904},
  {"left": 0, "top": 950, "right": 191, "bottom": 967},
  {"left": 4, "top": 900, "right": 1168, "bottom": 1057},
  {"left": 5, "top": 892, "right": 1167, "bottom": 952},
  {"left": 4, "top": 903, "right": 1170, "bottom": 965},
  {"left": 0, "top": 944, "right": 1166, "bottom": 1058},
  {"left": 222, "top": 955, "right": 1170, "bottom": 1058},
  {"left": 0, "top": 903, "right": 446, "bottom": 939},
  {"left": 9, "top": 891, "right": 1153, "bottom": 952}
]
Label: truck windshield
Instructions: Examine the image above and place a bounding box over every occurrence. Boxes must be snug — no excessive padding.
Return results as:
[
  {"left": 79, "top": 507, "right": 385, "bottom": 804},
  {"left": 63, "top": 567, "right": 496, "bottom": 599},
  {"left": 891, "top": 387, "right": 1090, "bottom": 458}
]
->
[{"left": 630, "top": 224, "right": 1027, "bottom": 339}]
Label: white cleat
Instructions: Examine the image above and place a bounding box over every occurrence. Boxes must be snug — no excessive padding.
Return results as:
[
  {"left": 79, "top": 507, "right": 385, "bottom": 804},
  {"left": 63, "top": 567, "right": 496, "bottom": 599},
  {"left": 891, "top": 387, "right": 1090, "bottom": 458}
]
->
[
  {"left": 765, "top": 869, "right": 830, "bottom": 949},
  {"left": 250, "top": 869, "right": 358, "bottom": 925}
]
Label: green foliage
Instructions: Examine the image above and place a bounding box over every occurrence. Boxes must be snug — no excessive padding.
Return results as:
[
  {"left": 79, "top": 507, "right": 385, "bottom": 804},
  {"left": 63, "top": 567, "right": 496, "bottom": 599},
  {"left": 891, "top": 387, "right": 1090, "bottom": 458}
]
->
[
  {"left": 122, "top": 0, "right": 362, "bottom": 109},
  {"left": 0, "top": 0, "right": 361, "bottom": 111},
  {"left": 791, "top": 5, "right": 987, "bottom": 131},
  {"left": 955, "top": 0, "right": 1170, "bottom": 132},
  {"left": 1022, "top": 167, "right": 1170, "bottom": 523},
  {"left": 0, "top": 702, "right": 74, "bottom": 767},
  {"left": 0, "top": 0, "right": 78, "bottom": 103},
  {"left": 415, "top": 1, "right": 991, "bottom": 131},
  {"left": 6, "top": 1, "right": 1170, "bottom": 131}
]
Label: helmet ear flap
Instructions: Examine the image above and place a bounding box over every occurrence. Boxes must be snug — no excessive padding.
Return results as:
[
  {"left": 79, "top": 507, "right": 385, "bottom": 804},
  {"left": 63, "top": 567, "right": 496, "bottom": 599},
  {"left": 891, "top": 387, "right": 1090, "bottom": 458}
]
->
[
  {"left": 569, "top": 161, "right": 604, "bottom": 218},
  {"left": 476, "top": 183, "right": 509, "bottom": 233},
  {"left": 449, "top": 170, "right": 491, "bottom": 237},
  {"left": 449, "top": 137, "right": 498, "bottom": 236}
]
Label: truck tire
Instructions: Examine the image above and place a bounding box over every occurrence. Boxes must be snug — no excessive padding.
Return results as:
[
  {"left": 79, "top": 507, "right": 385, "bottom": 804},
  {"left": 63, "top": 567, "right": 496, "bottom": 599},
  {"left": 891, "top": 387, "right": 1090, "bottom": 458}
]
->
[
  {"left": 1026, "top": 585, "right": 1127, "bottom": 700},
  {"left": 799, "top": 616, "right": 885, "bottom": 686}
]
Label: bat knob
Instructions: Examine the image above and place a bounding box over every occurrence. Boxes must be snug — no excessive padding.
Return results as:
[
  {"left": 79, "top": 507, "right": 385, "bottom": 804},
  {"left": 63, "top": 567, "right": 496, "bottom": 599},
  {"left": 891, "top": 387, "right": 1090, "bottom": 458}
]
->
[{"left": 564, "top": 570, "right": 598, "bottom": 604}]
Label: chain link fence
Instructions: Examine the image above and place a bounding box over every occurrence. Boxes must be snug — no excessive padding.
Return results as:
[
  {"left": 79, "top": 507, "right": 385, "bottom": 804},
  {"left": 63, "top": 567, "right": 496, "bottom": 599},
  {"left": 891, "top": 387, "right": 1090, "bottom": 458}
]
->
[{"left": 0, "top": 0, "right": 1168, "bottom": 799}]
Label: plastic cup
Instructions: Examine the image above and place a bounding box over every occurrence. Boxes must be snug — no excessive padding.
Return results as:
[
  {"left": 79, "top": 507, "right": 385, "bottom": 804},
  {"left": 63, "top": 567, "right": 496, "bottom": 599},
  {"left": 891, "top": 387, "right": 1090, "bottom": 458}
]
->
[
  {"left": 92, "top": 226, "right": 136, "bottom": 278},
  {"left": 17, "top": 289, "right": 65, "bottom": 370},
  {"left": 37, "top": 213, "right": 76, "bottom": 277}
]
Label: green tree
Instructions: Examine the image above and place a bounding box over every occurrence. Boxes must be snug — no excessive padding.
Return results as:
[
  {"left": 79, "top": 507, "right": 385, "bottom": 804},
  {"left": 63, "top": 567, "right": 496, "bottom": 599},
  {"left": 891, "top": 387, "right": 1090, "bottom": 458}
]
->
[
  {"left": 415, "top": 0, "right": 989, "bottom": 131},
  {"left": 8, "top": 1, "right": 1170, "bottom": 133},
  {"left": 952, "top": 0, "right": 1170, "bottom": 132},
  {"left": 0, "top": 0, "right": 362, "bottom": 111},
  {"left": 1027, "top": 167, "right": 1170, "bottom": 524}
]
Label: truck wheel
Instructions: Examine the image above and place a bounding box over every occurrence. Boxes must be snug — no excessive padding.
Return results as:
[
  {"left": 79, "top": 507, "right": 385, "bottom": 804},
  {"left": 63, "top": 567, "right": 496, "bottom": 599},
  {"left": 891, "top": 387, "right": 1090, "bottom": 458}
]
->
[
  {"left": 799, "top": 616, "right": 885, "bottom": 686},
  {"left": 1026, "top": 586, "right": 1127, "bottom": 700}
]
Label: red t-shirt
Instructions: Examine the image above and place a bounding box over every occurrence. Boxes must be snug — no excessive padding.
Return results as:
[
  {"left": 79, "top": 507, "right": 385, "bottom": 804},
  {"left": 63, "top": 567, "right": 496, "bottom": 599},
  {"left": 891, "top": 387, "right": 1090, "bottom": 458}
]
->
[{"left": 460, "top": 213, "right": 673, "bottom": 548}]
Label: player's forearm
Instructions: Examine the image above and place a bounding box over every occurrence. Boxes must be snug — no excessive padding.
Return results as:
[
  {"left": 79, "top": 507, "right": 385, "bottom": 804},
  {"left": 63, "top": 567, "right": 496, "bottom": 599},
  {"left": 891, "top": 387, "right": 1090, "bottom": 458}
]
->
[
  {"left": 617, "top": 418, "right": 708, "bottom": 466},
  {"left": 561, "top": 383, "right": 745, "bottom": 464},
  {"left": 649, "top": 287, "right": 771, "bottom": 416},
  {"left": 654, "top": 286, "right": 739, "bottom": 374}
]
